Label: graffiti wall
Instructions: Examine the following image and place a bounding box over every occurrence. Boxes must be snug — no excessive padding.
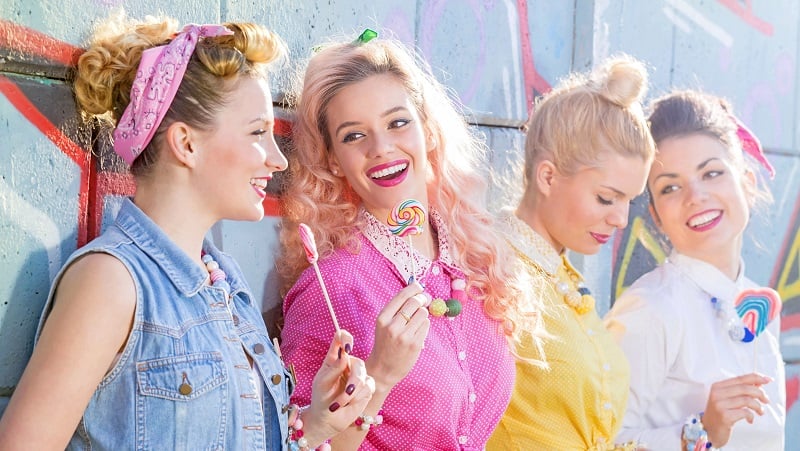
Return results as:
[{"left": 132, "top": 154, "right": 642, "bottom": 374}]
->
[{"left": 1, "top": 0, "right": 799, "bottom": 446}]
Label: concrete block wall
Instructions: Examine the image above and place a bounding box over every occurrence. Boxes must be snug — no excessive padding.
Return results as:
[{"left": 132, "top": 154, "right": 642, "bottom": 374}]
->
[{"left": 2, "top": 0, "right": 798, "bottom": 446}]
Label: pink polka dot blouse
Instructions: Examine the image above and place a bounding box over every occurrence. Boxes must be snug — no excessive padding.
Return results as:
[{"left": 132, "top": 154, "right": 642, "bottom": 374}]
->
[{"left": 281, "top": 208, "right": 515, "bottom": 450}]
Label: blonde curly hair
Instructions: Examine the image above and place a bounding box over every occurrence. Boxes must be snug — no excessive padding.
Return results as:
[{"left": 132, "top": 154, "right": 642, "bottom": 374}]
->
[{"left": 73, "top": 12, "right": 286, "bottom": 177}]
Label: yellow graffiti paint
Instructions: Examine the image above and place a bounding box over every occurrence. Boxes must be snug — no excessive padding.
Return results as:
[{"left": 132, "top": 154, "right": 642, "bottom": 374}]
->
[
  {"left": 776, "top": 227, "right": 800, "bottom": 303},
  {"left": 615, "top": 216, "right": 668, "bottom": 298}
]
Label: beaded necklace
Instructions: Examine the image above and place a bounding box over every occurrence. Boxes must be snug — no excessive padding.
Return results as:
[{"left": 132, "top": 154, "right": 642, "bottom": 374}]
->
[
  {"left": 710, "top": 296, "right": 752, "bottom": 343},
  {"left": 670, "top": 255, "right": 751, "bottom": 343},
  {"left": 202, "top": 251, "right": 231, "bottom": 295},
  {"left": 502, "top": 213, "right": 595, "bottom": 315}
]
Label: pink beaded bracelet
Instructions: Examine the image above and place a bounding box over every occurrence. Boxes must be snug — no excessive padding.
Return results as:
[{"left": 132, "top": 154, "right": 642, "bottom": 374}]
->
[
  {"left": 288, "top": 404, "right": 331, "bottom": 451},
  {"left": 354, "top": 410, "right": 384, "bottom": 431}
]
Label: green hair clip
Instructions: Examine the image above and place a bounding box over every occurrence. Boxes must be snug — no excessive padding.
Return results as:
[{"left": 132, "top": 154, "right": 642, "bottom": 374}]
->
[{"left": 354, "top": 28, "right": 378, "bottom": 44}]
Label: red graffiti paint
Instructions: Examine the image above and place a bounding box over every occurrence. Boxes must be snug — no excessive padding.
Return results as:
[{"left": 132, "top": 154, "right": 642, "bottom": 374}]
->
[
  {"left": 0, "top": 75, "right": 91, "bottom": 246},
  {"left": 0, "top": 19, "right": 83, "bottom": 65},
  {"left": 717, "top": 0, "right": 774, "bottom": 36},
  {"left": 516, "top": 0, "right": 552, "bottom": 111},
  {"left": 275, "top": 117, "right": 292, "bottom": 138},
  {"left": 782, "top": 313, "right": 800, "bottom": 333},
  {"left": 788, "top": 375, "right": 798, "bottom": 412}
]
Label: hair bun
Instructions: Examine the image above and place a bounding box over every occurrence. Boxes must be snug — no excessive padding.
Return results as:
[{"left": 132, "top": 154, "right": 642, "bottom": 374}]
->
[{"left": 592, "top": 54, "right": 648, "bottom": 109}]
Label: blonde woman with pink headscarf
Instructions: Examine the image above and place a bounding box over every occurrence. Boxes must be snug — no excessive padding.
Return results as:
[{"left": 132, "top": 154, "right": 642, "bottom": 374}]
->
[{"left": 0, "top": 14, "right": 373, "bottom": 450}]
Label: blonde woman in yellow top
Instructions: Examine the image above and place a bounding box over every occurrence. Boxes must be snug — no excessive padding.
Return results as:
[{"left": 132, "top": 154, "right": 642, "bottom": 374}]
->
[{"left": 487, "top": 55, "right": 655, "bottom": 451}]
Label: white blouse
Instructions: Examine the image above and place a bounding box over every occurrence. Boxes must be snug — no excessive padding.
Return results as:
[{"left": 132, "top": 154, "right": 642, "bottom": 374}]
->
[{"left": 604, "top": 252, "right": 785, "bottom": 451}]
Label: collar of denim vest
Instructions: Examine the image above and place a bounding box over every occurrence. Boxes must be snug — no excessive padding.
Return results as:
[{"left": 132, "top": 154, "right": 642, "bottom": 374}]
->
[{"left": 114, "top": 198, "right": 248, "bottom": 298}]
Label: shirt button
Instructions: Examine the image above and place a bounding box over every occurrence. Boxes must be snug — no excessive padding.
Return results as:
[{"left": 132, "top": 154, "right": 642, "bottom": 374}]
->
[
  {"left": 469, "top": 393, "right": 477, "bottom": 403},
  {"left": 271, "top": 374, "right": 282, "bottom": 385},
  {"left": 603, "top": 402, "right": 612, "bottom": 410},
  {"left": 458, "top": 351, "right": 466, "bottom": 361},
  {"left": 458, "top": 435, "right": 468, "bottom": 445},
  {"left": 253, "top": 343, "right": 265, "bottom": 354},
  {"left": 587, "top": 329, "right": 595, "bottom": 336},
  {"left": 431, "top": 265, "right": 441, "bottom": 275},
  {"left": 232, "top": 315, "right": 240, "bottom": 326},
  {"left": 603, "top": 363, "right": 610, "bottom": 371}
]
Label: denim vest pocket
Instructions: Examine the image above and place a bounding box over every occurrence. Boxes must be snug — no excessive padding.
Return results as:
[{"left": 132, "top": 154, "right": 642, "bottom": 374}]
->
[{"left": 136, "top": 352, "right": 229, "bottom": 450}]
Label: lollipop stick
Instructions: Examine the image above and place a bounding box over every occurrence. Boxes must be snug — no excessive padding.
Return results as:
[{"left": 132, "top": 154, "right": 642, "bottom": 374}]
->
[
  {"left": 408, "top": 234, "right": 416, "bottom": 285},
  {"left": 749, "top": 339, "right": 761, "bottom": 375},
  {"left": 312, "top": 261, "right": 340, "bottom": 332}
]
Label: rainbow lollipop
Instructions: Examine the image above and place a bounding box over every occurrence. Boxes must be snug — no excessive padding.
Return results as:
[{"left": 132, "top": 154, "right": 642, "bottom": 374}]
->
[
  {"left": 735, "top": 287, "right": 782, "bottom": 373},
  {"left": 388, "top": 199, "right": 426, "bottom": 284},
  {"left": 735, "top": 287, "right": 781, "bottom": 341},
  {"left": 299, "top": 223, "right": 340, "bottom": 331}
]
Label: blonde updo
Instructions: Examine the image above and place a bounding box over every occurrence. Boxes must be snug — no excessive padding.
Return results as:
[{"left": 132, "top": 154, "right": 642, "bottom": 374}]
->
[
  {"left": 73, "top": 13, "right": 286, "bottom": 176},
  {"left": 522, "top": 54, "right": 655, "bottom": 187}
]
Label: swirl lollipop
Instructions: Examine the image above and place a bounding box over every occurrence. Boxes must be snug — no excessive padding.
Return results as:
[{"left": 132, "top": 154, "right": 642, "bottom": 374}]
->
[
  {"left": 298, "top": 223, "right": 340, "bottom": 331},
  {"left": 388, "top": 199, "right": 426, "bottom": 237},
  {"left": 388, "top": 199, "right": 426, "bottom": 284}
]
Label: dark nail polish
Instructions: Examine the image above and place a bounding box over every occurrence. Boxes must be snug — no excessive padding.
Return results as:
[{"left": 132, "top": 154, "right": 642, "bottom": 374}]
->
[
  {"left": 346, "top": 384, "right": 355, "bottom": 395},
  {"left": 329, "top": 402, "right": 340, "bottom": 412},
  {"left": 338, "top": 347, "right": 342, "bottom": 360},
  {"left": 407, "top": 275, "right": 415, "bottom": 285},
  {"left": 345, "top": 343, "right": 352, "bottom": 354}
]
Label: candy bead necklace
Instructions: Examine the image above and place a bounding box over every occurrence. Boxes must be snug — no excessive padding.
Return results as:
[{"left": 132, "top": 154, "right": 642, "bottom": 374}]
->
[
  {"left": 672, "top": 263, "right": 752, "bottom": 344},
  {"left": 709, "top": 295, "right": 752, "bottom": 343},
  {"left": 503, "top": 213, "right": 595, "bottom": 315},
  {"left": 202, "top": 251, "right": 231, "bottom": 296}
]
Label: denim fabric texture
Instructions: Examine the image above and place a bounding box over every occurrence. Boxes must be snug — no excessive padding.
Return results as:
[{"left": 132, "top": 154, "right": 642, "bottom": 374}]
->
[{"left": 36, "top": 199, "right": 291, "bottom": 450}]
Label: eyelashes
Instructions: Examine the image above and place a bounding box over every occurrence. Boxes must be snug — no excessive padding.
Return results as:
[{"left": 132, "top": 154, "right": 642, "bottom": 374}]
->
[{"left": 597, "top": 195, "right": 613, "bottom": 206}]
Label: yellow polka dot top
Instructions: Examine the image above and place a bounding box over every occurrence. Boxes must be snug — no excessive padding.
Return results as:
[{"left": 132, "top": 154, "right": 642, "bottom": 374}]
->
[{"left": 487, "top": 213, "right": 633, "bottom": 451}]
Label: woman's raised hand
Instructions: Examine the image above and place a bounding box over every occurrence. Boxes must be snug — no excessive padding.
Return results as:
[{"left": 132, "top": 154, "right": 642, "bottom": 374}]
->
[
  {"left": 702, "top": 373, "right": 771, "bottom": 447},
  {"left": 302, "top": 330, "right": 375, "bottom": 447},
  {"left": 366, "top": 282, "right": 431, "bottom": 394}
]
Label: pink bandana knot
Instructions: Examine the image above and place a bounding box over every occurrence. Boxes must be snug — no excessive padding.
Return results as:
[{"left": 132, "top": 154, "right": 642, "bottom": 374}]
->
[
  {"left": 729, "top": 114, "right": 775, "bottom": 179},
  {"left": 113, "top": 24, "right": 233, "bottom": 165}
]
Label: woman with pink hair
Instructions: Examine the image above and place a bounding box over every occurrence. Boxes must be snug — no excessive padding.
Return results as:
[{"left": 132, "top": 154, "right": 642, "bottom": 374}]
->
[{"left": 279, "top": 31, "right": 545, "bottom": 450}]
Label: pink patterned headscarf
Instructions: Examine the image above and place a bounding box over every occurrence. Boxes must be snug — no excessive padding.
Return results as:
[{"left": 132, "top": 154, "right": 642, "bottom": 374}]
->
[{"left": 113, "top": 24, "right": 234, "bottom": 165}]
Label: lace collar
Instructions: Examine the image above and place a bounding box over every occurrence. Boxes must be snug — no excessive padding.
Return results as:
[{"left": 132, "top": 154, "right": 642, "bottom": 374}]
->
[
  {"left": 359, "top": 206, "right": 456, "bottom": 282},
  {"left": 499, "top": 208, "right": 561, "bottom": 276}
]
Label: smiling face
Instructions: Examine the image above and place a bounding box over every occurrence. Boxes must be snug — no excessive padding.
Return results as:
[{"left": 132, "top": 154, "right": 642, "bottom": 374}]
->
[
  {"left": 195, "top": 77, "right": 288, "bottom": 222},
  {"left": 533, "top": 150, "right": 649, "bottom": 255},
  {"left": 324, "top": 73, "right": 430, "bottom": 220},
  {"left": 648, "top": 133, "right": 751, "bottom": 269}
]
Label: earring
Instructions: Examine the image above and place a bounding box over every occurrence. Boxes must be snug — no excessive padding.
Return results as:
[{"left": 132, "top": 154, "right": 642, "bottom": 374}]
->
[{"left": 331, "top": 168, "right": 339, "bottom": 176}]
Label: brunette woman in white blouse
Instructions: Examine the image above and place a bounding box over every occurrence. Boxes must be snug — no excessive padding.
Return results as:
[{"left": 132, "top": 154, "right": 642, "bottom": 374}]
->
[{"left": 604, "top": 90, "right": 785, "bottom": 451}]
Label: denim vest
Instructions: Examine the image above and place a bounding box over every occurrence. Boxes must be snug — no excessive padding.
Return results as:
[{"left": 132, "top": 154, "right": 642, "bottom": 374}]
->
[{"left": 36, "top": 199, "right": 292, "bottom": 450}]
